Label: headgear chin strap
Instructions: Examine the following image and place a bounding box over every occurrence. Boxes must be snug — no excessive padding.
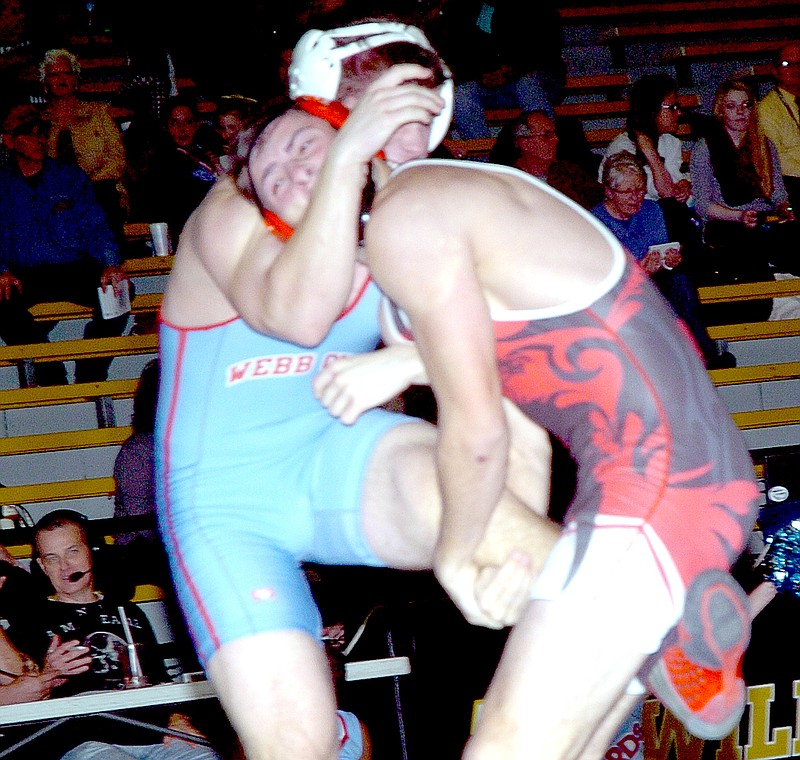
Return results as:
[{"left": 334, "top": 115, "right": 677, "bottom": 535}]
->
[
  {"left": 289, "top": 21, "right": 453, "bottom": 152},
  {"left": 262, "top": 97, "right": 385, "bottom": 242}
]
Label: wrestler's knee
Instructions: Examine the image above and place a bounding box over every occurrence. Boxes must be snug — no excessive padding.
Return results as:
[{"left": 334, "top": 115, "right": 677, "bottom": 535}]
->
[{"left": 362, "top": 421, "right": 441, "bottom": 567}]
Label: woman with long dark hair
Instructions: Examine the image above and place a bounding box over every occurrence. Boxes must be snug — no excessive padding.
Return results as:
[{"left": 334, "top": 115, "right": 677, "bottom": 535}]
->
[
  {"left": 599, "top": 73, "right": 704, "bottom": 266},
  {"left": 601, "top": 73, "right": 691, "bottom": 205}
]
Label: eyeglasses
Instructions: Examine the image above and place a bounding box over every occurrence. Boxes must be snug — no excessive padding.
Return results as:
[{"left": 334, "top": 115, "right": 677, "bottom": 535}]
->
[
  {"left": 661, "top": 103, "right": 682, "bottom": 112},
  {"left": 722, "top": 100, "right": 754, "bottom": 111},
  {"left": 517, "top": 130, "right": 557, "bottom": 139},
  {"left": 609, "top": 185, "right": 646, "bottom": 197}
]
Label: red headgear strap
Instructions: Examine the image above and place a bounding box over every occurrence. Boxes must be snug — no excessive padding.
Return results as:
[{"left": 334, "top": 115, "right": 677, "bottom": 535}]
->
[
  {"left": 262, "top": 209, "right": 295, "bottom": 241},
  {"left": 261, "top": 97, "right": 384, "bottom": 241},
  {"left": 295, "top": 96, "right": 350, "bottom": 130}
]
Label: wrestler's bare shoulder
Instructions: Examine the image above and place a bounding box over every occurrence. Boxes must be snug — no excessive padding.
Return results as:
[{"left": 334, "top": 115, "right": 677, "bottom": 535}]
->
[
  {"left": 183, "top": 176, "right": 265, "bottom": 252},
  {"left": 370, "top": 159, "right": 617, "bottom": 311},
  {"left": 162, "top": 177, "right": 269, "bottom": 327},
  {"left": 376, "top": 160, "right": 557, "bottom": 225}
]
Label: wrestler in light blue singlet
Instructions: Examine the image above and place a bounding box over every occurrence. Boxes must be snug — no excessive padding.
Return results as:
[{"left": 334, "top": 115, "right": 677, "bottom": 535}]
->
[{"left": 155, "top": 275, "right": 414, "bottom": 664}]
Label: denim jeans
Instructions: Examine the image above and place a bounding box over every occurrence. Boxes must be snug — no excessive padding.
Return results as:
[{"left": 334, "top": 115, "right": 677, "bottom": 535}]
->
[
  {"left": 60, "top": 740, "right": 219, "bottom": 760},
  {"left": 453, "top": 72, "right": 555, "bottom": 139}
]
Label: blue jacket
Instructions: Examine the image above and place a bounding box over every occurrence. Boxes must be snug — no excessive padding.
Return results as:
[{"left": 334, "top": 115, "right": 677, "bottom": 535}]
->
[
  {"left": 591, "top": 199, "right": 669, "bottom": 262},
  {"left": 0, "top": 157, "right": 120, "bottom": 274}
]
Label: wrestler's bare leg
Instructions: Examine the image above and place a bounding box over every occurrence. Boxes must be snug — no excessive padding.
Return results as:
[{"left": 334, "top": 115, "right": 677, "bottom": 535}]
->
[
  {"left": 207, "top": 631, "right": 339, "bottom": 760},
  {"left": 206, "top": 413, "right": 554, "bottom": 760},
  {"left": 577, "top": 693, "right": 644, "bottom": 760},
  {"left": 361, "top": 418, "right": 559, "bottom": 622},
  {"left": 463, "top": 589, "right": 647, "bottom": 760}
]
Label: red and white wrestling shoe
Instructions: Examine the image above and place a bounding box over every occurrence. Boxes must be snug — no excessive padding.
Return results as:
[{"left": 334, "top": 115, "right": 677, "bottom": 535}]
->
[{"left": 646, "top": 569, "right": 750, "bottom": 740}]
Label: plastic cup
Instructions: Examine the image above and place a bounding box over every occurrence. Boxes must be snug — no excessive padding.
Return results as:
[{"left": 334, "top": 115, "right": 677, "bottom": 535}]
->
[{"left": 149, "top": 222, "right": 172, "bottom": 257}]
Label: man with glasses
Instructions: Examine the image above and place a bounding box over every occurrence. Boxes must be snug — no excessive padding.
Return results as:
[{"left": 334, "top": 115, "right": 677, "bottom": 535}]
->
[
  {"left": 759, "top": 42, "right": 800, "bottom": 210},
  {"left": 491, "top": 109, "right": 602, "bottom": 209}
]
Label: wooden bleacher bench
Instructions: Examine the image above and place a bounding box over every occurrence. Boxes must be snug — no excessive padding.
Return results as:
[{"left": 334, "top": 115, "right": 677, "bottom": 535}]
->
[
  {"left": 441, "top": 123, "right": 693, "bottom": 161},
  {"left": 664, "top": 39, "right": 791, "bottom": 84},
  {"left": 485, "top": 94, "right": 698, "bottom": 129},
  {"left": 123, "top": 222, "right": 152, "bottom": 242},
  {"left": 79, "top": 56, "right": 129, "bottom": 70},
  {"left": 731, "top": 407, "right": 800, "bottom": 431},
  {"left": 558, "top": 0, "right": 799, "bottom": 23},
  {"left": 122, "top": 255, "right": 173, "bottom": 278},
  {"left": 697, "top": 278, "right": 800, "bottom": 341},
  {"left": 23, "top": 254, "right": 171, "bottom": 323},
  {"left": 708, "top": 361, "right": 800, "bottom": 387},
  {"left": 0, "top": 426, "right": 131, "bottom": 457},
  {"left": 30, "top": 292, "right": 163, "bottom": 322},
  {"left": 707, "top": 318, "right": 800, "bottom": 342},
  {"left": 0, "top": 333, "right": 158, "bottom": 368},
  {"left": 695, "top": 277, "right": 800, "bottom": 443},
  {"left": 602, "top": 15, "right": 800, "bottom": 44},
  {"left": 564, "top": 73, "right": 630, "bottom": 90},
  {"left": 0, "top": 379, "right": 139, "bottom": 410},
  {"left": 441, "top": 137, "right": 496, "bottom": 160},
  {"left": 0, "top": 476, "right": 115, "bottom": 509},
  {"left": 562, "top": 72, "right": 631, "bottom": 96},
  {"left": 697, "top": 278, "right": 800, "bottom": 305}
]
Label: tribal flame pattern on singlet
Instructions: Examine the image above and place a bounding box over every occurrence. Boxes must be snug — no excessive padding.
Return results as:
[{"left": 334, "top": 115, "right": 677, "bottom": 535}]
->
[
  {"left": 494, "top": 261, "right": 759, "bottom": 587},
  {"left": 383, "top": 159, "right": 759, "bottom": 596}
]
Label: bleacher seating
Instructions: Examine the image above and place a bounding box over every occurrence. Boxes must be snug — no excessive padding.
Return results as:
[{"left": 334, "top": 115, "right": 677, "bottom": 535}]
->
[
  {"left": 558, "top": 0, "right": 800, "bottom": 24},
  {"left": 27, "top": 13, "right": 793, "bottom": 758},
  {"left": 13, "top": 11, "right": 795, "bottom": 499},
  {"left": 695, "top": 278, "right": 800, "bottom": 449}
]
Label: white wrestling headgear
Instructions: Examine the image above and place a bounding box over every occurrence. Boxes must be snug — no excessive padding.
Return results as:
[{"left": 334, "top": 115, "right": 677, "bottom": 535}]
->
[{"left": 289, "top": 21, "right": 454, "bottom": 152}]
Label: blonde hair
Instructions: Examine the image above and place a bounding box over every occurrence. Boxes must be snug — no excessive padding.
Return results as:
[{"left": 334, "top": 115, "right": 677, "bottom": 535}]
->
[
  {"left": 712, "top": 77, "right": 772, "bottom": 198},
  {"left": 39, "top": 48, "right": 80, "bottom": 82},
  {"left": 601, "top": 150, "right": 646, "bottom": 189}
]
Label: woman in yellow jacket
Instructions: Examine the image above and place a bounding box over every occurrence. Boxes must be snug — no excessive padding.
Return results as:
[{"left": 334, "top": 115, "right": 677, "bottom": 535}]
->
[{"left": 39, "top": 48, "right": 127, "bottom": 242}]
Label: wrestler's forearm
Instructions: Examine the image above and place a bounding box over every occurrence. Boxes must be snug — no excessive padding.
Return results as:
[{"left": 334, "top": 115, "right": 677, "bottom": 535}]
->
[
  {"left": 260, "top": 153, "right": 370, "bottom": 344},
  {"left": 435, "top": 416, "right": 510, "bottom": 567}
]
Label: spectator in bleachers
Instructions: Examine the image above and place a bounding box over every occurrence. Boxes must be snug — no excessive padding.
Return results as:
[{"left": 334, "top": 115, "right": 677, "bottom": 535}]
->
[
  {"left": 0, "top": 549, "right": 91, "bottom": 704},
  {"left": 758, "top": 42, "right": 800, "bottom": 212},
  {"left": 592, "top": 151, "right": 734, "bottom": 369},
  {"left": 113, "top": 358, "right": 160, "bottom": 551},
  {"left": 126, "top": 95, "right": 220, "bottom": 244},
  {"left": 28, "top": 509, "right": 221, "bottom": 759},
  {"left": 490, "top": 109, "right": 603, "bottom": 209},
  {"left": 0, "top": 103, "right": 131, "bottom": 386},
  {"left": 599, "top": 73, "right": 699, "bottom": 247},
  {"left": 432, "top": 0, "right": 565, "bottom": 139},
  {"left": 27, "top": 510, "right": 169, "bottom": 695},
  {"left": 39, "top": 48, "right": 128, "bottom": 245},
  {"left": 113, "top": 358, "right": 200, "bottom": 676},
  {"left": 213, "top": 95, "right": 257, "bottom": 176},
  {"left": 690, "top": 77, "right": 799, "bottom": 311}
]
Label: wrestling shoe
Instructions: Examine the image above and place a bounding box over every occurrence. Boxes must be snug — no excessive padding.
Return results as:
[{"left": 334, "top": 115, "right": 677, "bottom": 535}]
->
[{"left": 646, "top": 569, "right": 750, "bottom": 740}]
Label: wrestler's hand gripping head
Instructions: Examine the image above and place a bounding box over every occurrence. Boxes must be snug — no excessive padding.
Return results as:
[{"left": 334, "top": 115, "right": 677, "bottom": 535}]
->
[
  {"left": 288, "top": 20, "right": 454, "bottom": 153},
  {"left": 260, "top": 98, "right": 374, "bottom": 242}
]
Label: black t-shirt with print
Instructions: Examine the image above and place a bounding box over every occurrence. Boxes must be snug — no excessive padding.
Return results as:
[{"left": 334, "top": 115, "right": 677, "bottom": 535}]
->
[{"left": 41, "top": 596, "right": 168, "bottom": 697}]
